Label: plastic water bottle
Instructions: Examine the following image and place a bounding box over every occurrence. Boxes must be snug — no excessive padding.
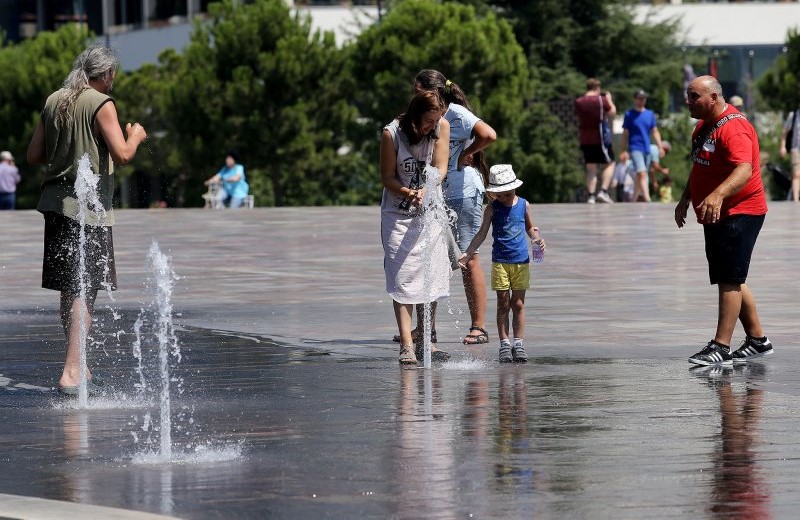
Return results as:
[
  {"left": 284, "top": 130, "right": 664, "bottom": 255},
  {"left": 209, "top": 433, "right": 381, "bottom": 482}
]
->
[{"left": 531, "top": 227, "right": 544, "bottom": 264}]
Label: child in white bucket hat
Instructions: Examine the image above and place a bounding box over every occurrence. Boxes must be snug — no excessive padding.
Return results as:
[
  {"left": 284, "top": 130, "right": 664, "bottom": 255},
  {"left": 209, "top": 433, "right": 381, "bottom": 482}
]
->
[{"left": 459, "top": 164, "right": 545, "bottom": 363}]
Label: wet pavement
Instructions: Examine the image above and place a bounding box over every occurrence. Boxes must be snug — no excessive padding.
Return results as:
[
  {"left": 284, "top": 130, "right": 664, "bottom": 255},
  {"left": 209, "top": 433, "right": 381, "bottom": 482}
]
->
[{"left": 2, "top": 203, "right": 800, "bottom": 519}]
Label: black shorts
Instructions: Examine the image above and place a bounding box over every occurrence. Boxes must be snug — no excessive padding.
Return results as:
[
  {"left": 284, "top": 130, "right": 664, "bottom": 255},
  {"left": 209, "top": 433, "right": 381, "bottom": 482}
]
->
[
  {"left": 703, "top": 214, "right": 764, "bottom": 285},
  {"left": 42, "top": 212, "right": 117, "bottom": 293},
  {"left": 580, "top": 144, "right": 614, "bottom": 165}
]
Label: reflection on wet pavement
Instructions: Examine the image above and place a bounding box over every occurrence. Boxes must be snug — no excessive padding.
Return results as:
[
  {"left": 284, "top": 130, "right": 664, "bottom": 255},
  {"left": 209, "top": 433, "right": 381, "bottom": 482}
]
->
[
  {"left": 3, "top": 205, "right": 800, "bottom": 519},
  {"left": 2, "top": 311, "right": 799, "bottom": 519}
]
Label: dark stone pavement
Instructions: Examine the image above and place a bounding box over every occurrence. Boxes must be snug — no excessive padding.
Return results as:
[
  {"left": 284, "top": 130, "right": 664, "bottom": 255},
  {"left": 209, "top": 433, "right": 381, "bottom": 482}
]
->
[{"left": 2, "top": 203, "right": 800, "bottom": 519}]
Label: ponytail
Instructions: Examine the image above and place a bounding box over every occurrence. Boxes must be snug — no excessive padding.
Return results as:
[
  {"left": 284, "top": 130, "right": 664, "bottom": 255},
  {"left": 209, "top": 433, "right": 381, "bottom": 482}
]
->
[
  {"left": 415, "top": 69, "right": 473, "bottom": 111},
  {"left": 55, "top": 44, "right": 119, "bottom": 126}
]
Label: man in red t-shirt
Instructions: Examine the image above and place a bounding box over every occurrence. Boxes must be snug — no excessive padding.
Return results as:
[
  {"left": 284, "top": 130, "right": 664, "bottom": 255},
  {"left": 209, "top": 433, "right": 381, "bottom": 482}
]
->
[
  {"left": 575, "top": 78, "right": 616, "bottom": 203},
  {"left": 675, "top": 75, "right": 772, "bottom": 367}
]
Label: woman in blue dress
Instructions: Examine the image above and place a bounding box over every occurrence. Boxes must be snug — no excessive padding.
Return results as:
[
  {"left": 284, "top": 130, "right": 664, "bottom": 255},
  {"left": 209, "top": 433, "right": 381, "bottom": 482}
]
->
[{"left": 205, "top": 151, "right": 249, "bottom": 208}]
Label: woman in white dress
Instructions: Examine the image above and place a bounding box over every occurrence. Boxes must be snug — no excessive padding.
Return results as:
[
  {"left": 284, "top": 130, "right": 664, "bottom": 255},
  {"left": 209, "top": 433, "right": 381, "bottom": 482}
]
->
[{"left": 380, "top": 91, "right": 451, "bottom": 364}]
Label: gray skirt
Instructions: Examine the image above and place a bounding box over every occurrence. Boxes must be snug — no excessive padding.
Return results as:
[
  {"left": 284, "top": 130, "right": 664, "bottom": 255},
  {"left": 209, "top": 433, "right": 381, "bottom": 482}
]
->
[{"left": 42, "top": 212, "right": 117, "bottom": 293}]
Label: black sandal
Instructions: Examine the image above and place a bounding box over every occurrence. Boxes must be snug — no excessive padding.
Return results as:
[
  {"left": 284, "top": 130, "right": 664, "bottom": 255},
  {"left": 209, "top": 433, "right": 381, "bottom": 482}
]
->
[
  {"left": 415, "top": 344, "right": 451, "bottom": 362},
  {"left": 462, "top": 326, "right": 489, "bottom": 345}
]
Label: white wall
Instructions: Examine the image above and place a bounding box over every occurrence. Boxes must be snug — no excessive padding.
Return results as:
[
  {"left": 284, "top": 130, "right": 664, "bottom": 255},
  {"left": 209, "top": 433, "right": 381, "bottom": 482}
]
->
[
  {"left": 632, "top": 3, "right": 800, "bottom": 46},
  {"left": 105, "top": 5, "right": 380, "bottom": 71}
]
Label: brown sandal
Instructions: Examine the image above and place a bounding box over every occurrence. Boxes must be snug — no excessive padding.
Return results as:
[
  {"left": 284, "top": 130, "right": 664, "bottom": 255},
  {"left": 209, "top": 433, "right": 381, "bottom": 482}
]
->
[{"left": 398, "top": 345, "right": 418, "bottom": 365}]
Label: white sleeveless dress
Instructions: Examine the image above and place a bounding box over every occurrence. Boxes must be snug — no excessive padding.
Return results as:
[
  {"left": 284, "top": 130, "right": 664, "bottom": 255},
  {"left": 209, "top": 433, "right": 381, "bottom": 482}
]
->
[{"left": 381, "top": 120, "right": 450, "bottom": 304}]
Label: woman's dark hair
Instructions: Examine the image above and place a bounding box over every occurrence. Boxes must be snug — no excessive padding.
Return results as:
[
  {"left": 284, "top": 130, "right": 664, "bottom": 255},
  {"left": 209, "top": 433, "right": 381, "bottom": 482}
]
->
[
  {"left": 398, "top": 91, "right": 445, "bottom": 145},
  {"left": 414, "top": 69, "right": 488, "bottom": 185},
  {"left": 226, "top": 150, "right": 240, "bottom": 163},
  {"left": 473, "top": 152, "right": 489, "bottom": 190},
  {"left": 414, "top": 69, "right": 473, "bottom": 111}
]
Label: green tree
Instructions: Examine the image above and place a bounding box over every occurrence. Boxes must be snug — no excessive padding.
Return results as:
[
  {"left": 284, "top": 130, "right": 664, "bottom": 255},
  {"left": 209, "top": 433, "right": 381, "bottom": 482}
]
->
[
  {"left": 510, "top": 1, "right": 698, "bottom": 200},
  {"left": 756, "top": 28, "right": 800, "bottom": 199},
  {"left": 345, "top": 0, "right": 530, "bottom": 199},
  {"left": 0, "top": 25, "right": 91, "bottom": 208},
  {"left": 657, "top": 111, "right": 696, "bottom": 198},
  {"left": 113, "top": 56, "right": 184, "bottom": 207},
  {"left": 157, "top": 0, "right": 363, "bottom": 207},
  {"left": 481, "top": 1, "right": 690, "bottom": 106},
  {"left": 758, "top": 28, "right": 800, "bottom": 112}
]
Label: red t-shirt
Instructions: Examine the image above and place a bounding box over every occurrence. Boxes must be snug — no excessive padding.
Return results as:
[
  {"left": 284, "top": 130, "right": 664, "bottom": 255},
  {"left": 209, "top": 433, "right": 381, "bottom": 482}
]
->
[
  {"left": 575, "top": 94, "right": 610, "bottom": 145},
  {"left": 689, "top": 104, "right": 767, "bottom": 222}
]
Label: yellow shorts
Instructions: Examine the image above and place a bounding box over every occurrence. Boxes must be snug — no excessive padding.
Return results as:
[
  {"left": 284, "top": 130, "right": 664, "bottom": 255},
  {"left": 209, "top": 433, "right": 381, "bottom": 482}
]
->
[{"left": 491, "top": 262, "right": 530, "bottom": 291}]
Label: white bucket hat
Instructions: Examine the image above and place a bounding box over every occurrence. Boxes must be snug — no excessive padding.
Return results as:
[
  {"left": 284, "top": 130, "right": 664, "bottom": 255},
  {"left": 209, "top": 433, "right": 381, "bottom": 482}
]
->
[
  {"left": 486, "top": 164, "right": 523, "bottom": 192},
  {"left": 0, "top": 151, "right": 13, "bottom": 161}
]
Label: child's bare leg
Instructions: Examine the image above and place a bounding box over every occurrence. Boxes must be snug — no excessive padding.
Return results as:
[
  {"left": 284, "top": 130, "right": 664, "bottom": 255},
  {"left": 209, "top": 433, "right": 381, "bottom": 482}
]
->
[
  {"left": 497, "top": 289, "right": 512, "bottom": 362},
  {"left": 496, "top": 290, "right": 511, "bottom": 341},
  {"left": 510, "top": 290, "right": 527, "bottom": 339},
  {"left": 510, "top": 289, "right": 528, "bottom": 363}
]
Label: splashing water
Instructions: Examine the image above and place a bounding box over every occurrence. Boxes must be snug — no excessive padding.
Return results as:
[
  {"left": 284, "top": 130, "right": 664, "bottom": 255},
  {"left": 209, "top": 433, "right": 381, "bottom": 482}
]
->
[
  {"left": 132, "top": 441, "right": 244, "bottom": 465},
  {"left": 442, "top": 358, "right": 491, "bottom": 371},
  {"left": 68, "top": 160, "right": 239, "bottom": 462},
  {"left": 73, "top": 154, "right": 110, "bottom": 406},
  {"left": 146, "top": 240, "right": 181, "bottom": 461},
  {"left": 128, "top": 241, "right": 241, "bottom": 464},
  {"left": 131, "top": 315, "right": 147, "bottom": 401},
  {"left": 418, "top": 166, "right": 460, "bottom": 369}
]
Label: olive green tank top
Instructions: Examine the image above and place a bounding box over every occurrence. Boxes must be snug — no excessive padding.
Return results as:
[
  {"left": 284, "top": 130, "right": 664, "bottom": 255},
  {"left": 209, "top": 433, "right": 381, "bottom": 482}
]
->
[{"left": 36, "top": 88, "right": 116, "bottom": 226}]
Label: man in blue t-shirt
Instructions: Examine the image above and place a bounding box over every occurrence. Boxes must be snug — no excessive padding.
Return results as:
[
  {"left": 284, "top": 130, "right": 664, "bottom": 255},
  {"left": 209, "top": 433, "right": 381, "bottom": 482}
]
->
[{"left": 619, "top": 90, "right": 665, "bottom": 202}]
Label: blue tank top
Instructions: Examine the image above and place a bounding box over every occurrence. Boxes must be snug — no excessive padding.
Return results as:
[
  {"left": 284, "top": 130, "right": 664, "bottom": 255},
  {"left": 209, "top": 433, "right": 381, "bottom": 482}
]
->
[{"left": 491, "top": 197, "right": 529, "bottom": 264}]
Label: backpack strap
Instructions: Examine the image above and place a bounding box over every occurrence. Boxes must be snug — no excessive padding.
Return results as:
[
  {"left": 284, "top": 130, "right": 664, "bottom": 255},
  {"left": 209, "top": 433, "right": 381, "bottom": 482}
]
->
[{"left": 690, "top": 113, "right": 746, "bottom": 163}]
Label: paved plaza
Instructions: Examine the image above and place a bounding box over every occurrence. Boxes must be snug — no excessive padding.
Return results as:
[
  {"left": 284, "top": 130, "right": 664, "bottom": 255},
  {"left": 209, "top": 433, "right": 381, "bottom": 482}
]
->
[{"left": 2, "top": 203, "right": 800, "bottom": 519}]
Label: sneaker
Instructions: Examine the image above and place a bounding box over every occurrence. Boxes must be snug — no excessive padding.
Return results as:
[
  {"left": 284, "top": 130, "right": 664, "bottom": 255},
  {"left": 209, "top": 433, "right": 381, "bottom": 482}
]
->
[
  {"left": 595, "top": 190, "right": 614, "bottom": 204},
  {"left": 733, "top": 361, "right": 767, "bottom": 379},
  {"left": 512, "top": 345, "right": 528, "bottom": 363},
  {"left": 586, "top": 195, "right": 596, "bottom": 204},
  {"left": 688, "top": 340, "right": 733, "bottom": 366},
  {"left": 499, "top": 343, "right": 513, "bottom": 363},
  {"left": 689, "top": 365, "right": 732, "bottom": 388},
  {"left": 731, "top": 336, "right": 773, "bottom": 364},
  {"left": 689, "top": 364, "right": 732, "bottom": 379}
]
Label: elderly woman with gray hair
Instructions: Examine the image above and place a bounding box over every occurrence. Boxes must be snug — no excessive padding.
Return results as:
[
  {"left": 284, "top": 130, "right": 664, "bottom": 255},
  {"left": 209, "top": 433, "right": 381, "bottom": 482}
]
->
[{"left": 27, "top": 44, "right": 148, "bottom": 396}]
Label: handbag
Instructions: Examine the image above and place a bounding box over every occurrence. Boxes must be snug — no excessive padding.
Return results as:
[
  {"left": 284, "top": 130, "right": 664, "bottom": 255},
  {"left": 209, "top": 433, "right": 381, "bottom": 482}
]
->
[
  {"left": 787, "top": 111, "right": 796, "bottom": 152},
  {"left": 601, "top": 119, "right": 612, "bottom": 148},
  {"left": 598, "top": 96, "right": 612, "bottom": 163},
  {"left": 599, "top": 96, "right": 612, "bottom": 148}
]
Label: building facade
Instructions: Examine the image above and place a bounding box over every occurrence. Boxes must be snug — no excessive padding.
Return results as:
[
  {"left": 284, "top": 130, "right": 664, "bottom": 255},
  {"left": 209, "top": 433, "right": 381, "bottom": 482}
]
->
[{"left": 0, "top": 1, "right": 796, "bottom": 98}]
